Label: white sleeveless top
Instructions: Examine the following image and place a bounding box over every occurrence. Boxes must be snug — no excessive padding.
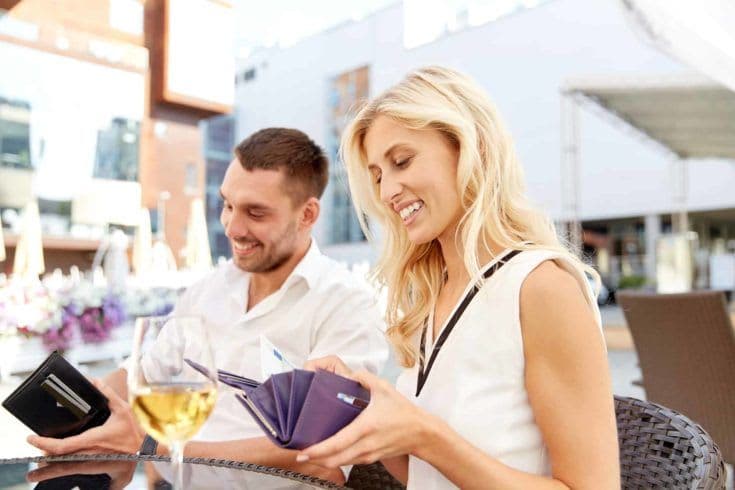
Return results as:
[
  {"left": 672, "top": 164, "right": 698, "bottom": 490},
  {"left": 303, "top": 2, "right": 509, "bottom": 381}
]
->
[{"left": 395, "top": 249, "right": 602, "bottom": 490}]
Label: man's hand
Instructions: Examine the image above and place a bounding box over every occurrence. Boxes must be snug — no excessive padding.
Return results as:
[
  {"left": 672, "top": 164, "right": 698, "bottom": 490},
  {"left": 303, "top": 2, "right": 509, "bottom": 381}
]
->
[
  {"left": 27, "top": 379, "right": 145, "bottom": 455},
  {"left": 26, "top": 459, "right": 136, "bottom": 490}
]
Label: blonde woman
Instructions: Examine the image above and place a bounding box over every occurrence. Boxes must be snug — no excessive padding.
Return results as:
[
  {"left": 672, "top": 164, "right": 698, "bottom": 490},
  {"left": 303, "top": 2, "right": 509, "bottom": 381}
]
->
[{"left": 299, "top": 66, "right": 619, "bottom": 489}]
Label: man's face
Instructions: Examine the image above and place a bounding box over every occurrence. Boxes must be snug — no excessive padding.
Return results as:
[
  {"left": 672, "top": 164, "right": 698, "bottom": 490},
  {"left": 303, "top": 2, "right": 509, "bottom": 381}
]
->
[{"left": 219, "top": 160, "right": 303, "bottom": 273}]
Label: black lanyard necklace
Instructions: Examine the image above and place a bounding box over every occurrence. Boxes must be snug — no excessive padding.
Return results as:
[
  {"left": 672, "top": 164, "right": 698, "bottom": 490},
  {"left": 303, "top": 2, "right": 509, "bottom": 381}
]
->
[{"left": 416, "top": 249, "right": 521, "bottom": 397}]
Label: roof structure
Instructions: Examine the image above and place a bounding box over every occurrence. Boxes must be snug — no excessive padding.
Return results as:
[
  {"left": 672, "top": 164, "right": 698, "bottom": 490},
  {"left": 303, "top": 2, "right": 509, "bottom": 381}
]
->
[{"left": 564, "top": 73, "right": 735, "bottom": 160}]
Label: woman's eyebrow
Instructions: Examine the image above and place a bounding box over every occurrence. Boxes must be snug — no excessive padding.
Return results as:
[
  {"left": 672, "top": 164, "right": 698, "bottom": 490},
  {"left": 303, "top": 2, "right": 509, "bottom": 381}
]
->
[
  {"left": 383, "top": 142, "right": 411, "bottom": 159},
  {"left": 367, "top": 142, "right": 412, "bottom": 169}
]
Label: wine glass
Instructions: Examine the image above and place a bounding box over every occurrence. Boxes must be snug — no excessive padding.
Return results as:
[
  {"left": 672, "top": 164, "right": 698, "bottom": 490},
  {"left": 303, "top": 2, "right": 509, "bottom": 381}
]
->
[{"left": 128, "top": 316, "right": 218, "bottom": 490}]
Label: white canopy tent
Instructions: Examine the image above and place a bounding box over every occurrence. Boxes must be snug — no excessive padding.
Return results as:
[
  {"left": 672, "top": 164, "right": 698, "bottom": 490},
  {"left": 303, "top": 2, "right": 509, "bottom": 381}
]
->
[
  {"left": 560, "top": 73, "right": 735, "bottom": 289},
  {"left": 559, "top": 0, "right": 735, "bottom": 253},
  {"left": 560, "top": 72, "right": 735, "bottom": 243}
]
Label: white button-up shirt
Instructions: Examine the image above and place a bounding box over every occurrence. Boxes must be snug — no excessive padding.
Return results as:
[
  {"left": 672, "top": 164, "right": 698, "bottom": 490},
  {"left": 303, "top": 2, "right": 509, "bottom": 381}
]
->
[{"left": 153, "top": 240, "right": 388, "bottom": 442}]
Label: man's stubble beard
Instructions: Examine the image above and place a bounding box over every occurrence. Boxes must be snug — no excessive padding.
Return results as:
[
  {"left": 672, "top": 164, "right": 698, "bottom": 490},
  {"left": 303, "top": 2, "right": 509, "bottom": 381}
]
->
[{"left": 232, "top": 220, "right": 299, "bottom": 273}]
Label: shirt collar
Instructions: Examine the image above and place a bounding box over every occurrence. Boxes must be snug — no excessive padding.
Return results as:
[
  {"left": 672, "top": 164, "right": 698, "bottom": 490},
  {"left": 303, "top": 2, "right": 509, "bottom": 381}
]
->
[
  {"left": 226, "top": 237, "right": 323, "bottom": 293},
  {"left": 287, "top": 238, "right": 323, "bottom": 289}
]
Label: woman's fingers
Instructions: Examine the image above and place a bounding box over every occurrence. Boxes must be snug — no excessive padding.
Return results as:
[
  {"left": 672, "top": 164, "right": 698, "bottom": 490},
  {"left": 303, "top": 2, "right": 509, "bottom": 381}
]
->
[
  {"left": 296, "top": 370, "right": 406, "bottom": 466},
  {"left": 303, "top": 356, "right": 352, "bottom": 377},
  {"left": 349, "top": 369, "right": 382, "bottom": 390},
  {"left": 297, "top": 415, "right": 372, "bottom": 463},
  {"left": 304, "top": 434, "right": 383, "bottom": 468}
]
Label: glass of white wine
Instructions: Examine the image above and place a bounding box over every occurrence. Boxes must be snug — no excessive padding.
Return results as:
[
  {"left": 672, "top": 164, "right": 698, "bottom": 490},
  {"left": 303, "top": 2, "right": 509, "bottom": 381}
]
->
[{"left": 128, "top": 316, "right": 218, "bottom": 490}]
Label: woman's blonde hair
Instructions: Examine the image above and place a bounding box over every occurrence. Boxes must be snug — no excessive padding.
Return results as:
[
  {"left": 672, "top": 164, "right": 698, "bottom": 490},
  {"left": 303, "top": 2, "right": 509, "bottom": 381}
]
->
[{"left": 341, "top": 66, "right": 598, "bottom": 368}]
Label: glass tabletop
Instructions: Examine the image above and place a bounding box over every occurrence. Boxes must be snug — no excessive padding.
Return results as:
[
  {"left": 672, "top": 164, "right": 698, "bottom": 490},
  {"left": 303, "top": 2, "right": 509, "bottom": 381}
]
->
[{"left": 0, "top": 454, "right": 346, "bottom": 489}]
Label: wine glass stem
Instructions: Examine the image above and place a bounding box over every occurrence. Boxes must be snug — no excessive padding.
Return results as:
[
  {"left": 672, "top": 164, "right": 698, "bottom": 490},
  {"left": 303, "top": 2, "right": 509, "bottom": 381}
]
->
[{"left": 170, "top": 440, "right": 185, "bottom": 490}]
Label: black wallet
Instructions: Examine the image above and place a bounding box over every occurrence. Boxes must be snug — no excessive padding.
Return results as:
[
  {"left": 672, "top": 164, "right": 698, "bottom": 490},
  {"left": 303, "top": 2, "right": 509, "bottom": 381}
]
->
[{"left": 2, "top": 351, "right": 111, "bottom": 438}]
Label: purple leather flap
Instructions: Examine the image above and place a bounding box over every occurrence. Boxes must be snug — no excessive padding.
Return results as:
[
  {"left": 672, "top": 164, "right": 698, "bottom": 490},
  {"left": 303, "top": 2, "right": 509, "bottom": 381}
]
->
[
  {"left": 235, "top": 393, "right": 282, "bottom": 447},
  {"left": 287, "top": 369, "right": 314, "bottom": 436},
  {"left": 247, "top": 378, "right": 288, "bottom": 441},
  {"left": 270, "top": 371, "right": 293, "bottom": 438},
  {"left": 240, "top": 369, "right": 369, "bottom": 449},
  {"left": 287, "top": 370, "right": 368, "bottom": 449}
]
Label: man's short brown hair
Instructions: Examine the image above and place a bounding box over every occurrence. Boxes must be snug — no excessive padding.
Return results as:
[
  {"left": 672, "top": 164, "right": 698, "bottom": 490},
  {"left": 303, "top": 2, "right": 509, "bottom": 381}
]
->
[{"left": 234, "top": 128, "right": 328, "bottom": 204}]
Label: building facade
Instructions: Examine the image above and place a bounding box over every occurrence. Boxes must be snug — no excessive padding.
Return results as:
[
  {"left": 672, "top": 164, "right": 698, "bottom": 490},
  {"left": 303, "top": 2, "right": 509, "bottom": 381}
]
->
[
  {"left": 0, "top": 0, "right": 232, "bottom": 273},
  {"left": 234, "top": 0, "right": 735, "bottom": 288}
]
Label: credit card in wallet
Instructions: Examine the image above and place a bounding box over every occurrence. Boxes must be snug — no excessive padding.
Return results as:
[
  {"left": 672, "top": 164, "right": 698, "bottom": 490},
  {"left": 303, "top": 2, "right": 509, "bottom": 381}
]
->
[{"left": 40, "top": 374, "right": 92, "bottom": 419}]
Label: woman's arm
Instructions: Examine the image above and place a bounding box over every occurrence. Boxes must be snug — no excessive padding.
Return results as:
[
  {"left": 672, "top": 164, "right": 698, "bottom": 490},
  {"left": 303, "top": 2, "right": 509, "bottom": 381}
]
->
[
  {"left": 381, "top": 455, "right": 409, "bottom": 485},
  {"left": 409, "top": 261, "right": 620, "bottom": 488},
  {"left": 520, "top": 261, "right": 619, "bottom": 488},
  {"left": 299, "top": 261, "right": 619, "bottom": 489},
  {"left": 185, "top": 438, "right": 345, "bottom": 484}
]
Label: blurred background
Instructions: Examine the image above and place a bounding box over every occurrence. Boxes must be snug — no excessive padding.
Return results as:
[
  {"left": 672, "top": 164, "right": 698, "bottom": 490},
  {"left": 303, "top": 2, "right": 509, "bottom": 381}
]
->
[{"left": 0, "top": 0, "right": 734, "bottom": 475}]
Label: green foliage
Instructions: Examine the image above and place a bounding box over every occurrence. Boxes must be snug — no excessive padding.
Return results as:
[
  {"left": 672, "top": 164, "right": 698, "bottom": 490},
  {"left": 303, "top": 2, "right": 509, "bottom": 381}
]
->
[{"left": 618, "top": 275, "right": 646, "bottom": 290}]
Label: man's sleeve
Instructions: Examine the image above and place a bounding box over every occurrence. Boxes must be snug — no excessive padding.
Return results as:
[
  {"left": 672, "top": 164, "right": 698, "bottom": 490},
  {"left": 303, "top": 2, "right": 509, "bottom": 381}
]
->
[{"left": 308, "top": 284, "right": 389, "bottom": 375}]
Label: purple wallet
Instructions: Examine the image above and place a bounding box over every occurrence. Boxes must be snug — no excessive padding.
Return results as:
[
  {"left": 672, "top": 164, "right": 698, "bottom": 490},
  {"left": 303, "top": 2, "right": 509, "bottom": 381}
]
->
[{"left": 184, "top": 359, "right": 369, "bottom": 449}]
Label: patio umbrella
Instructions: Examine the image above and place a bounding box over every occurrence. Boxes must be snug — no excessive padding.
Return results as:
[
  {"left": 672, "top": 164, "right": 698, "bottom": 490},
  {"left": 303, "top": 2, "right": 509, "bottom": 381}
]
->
[
  {"left": 183, "top": 198, "right": 212, "bottom": 271},
  {"left": 12, "top": 200, "right": 45, "bottom": 280},
  {"left": 150, "top": 239, "right": 177, "bottom": 275},
  {"left": 132, "top": 208, "right": 152, "bottom": 276}
]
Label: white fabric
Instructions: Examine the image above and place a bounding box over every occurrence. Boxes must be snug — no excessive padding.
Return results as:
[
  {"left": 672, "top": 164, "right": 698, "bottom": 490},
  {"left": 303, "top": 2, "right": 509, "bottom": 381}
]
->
[
  {"left": 395, "top": 249, "right": 602, "bottom": 490},
  {"left": 129, "top": 239, "right": 388, "bottom": 443}
]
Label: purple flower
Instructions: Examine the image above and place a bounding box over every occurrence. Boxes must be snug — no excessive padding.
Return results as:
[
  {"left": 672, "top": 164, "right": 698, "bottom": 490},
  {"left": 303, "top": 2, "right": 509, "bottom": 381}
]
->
[
  {"left": 102, "top": 295, "right": 126, "bottom": 327},
  {"left": 77, "top": 294, "right": 126, "bottom": 344},
  {"left": 79, "top": 307, "right": 105, "bottom": 343},
  {"left": 41, "top": 308, "right": 78, "bottom": 352}
]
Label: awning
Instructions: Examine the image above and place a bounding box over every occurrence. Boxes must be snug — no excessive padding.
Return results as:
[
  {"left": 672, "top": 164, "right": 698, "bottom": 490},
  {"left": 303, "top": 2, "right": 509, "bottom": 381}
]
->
[
  {"left": 558, "top": 73, "right": 735, "bottom": 247},
  {"left": 563, "top": 73, "right": 735, "bottom": 160}
]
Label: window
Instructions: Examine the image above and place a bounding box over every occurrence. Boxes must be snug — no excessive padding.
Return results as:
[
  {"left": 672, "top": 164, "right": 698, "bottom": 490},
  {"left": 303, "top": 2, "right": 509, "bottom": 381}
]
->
[
  {"left": 0, "top": 97, "right": 31, "bottom": 169},
  {"left": 237, "top": 68, "right": 256, "bottom": 85},
  {"left": 202, "top": 114, "right": 235, "bottom": 156},
  {"left": 202, "top": 114, "right": 235, "bottom": 260},
  {"left": 327, "top": 66, "right": 369, "bottom": 244},
  {"left": 93, "top": 118, "right": 140, "bottom": 181}
]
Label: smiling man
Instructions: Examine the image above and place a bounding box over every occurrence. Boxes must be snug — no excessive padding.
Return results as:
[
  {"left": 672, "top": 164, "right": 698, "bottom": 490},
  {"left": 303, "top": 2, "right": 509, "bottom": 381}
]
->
[{"left": 28, "top": 128, "right": 388, "bottom": 485}]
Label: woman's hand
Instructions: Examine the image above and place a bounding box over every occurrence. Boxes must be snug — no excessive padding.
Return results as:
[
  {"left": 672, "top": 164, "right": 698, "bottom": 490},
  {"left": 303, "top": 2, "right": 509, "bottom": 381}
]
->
[
  {"left": 27, "top": 379, "right": 145, "bottom": 455},
  {"left": 303, "top": 355, "right": 353, "bottom": 377},
  {"left": 295, "top": 369, "right": 435, "bottom": 469}
]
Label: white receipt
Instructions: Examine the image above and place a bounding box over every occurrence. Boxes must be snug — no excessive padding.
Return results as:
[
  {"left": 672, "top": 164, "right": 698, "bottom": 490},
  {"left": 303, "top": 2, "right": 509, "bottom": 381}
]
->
[{"left": 259, "top": 334, "right": 297, "bottom": 379}]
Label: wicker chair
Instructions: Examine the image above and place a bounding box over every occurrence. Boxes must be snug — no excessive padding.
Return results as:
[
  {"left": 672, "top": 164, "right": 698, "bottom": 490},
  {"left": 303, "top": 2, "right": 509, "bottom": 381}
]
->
[
  {"left": 345, "top": 395, "right": 726, "bottom": 489},
  {"left": 346, "top": 462, "right": 404, "bottom": 490},
  {"left": 615, "top": 395, "right": 725, "bottom": 489},
  {"left": 617, "top": 290, "right": 735, "bottom": 463}
]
